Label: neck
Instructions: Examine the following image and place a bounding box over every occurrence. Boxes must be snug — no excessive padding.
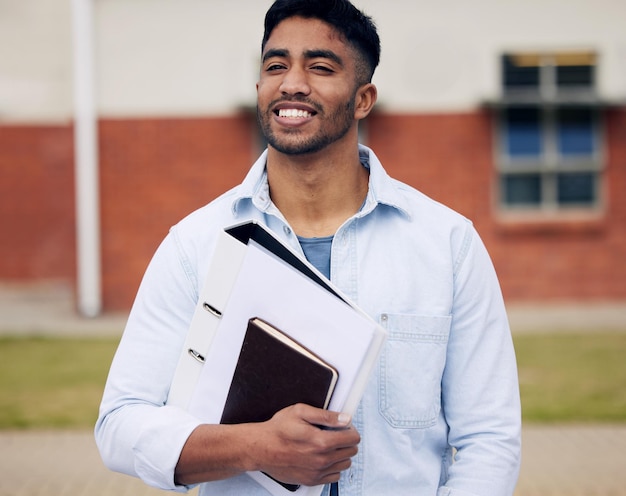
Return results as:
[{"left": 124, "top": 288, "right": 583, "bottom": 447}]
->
[{"left": 266, "top": 143, "right": 368, "bottom": 238}]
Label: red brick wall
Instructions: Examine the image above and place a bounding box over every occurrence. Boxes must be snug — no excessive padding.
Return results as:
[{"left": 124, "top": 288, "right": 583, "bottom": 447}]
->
[
  {"left": 487, "top": 109, "right": 626, "bottom": 302},
  {"left": 1, "top": 109, "right": 624, "bottom": 311},
  {"left": 0, "top": 125, "right": 76, "bottom": 280},
  {"left": 367, "top": 111, "right": 494, "bottom": 225},
  {"left": 367, "top": 109, "right": 626, "bottom": 303},
  {"left": 99, "top": 116, "right": 257, "bottom": 309}
]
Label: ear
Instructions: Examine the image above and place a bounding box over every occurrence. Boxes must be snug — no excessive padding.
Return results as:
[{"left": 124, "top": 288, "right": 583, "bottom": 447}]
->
[{"left": 354, "top": 83, "right": 378, "bottom": 120}]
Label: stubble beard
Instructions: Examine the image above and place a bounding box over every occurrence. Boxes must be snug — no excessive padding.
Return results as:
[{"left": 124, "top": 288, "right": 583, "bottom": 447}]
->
[{"left": 257, "top": 97, "right": 356, "bottom": 156}]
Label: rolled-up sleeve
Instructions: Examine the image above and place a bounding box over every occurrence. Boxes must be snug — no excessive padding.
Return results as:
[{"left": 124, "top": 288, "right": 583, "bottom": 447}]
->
[{"left": 95, "top": 228, "right": 204, "bottom": 491}]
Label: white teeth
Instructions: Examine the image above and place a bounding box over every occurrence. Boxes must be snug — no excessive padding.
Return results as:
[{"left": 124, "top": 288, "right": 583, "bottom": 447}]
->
[{"left": 278, "top": 109, "right": 312, "bottom": 118}]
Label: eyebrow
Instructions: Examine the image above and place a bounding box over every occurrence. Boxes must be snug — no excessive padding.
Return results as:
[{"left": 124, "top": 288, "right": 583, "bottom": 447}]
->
[
  {"left": 262, "top": 48, "right": 289, "bottom": 62},
  {"left": 262, "top": 48, "right": 344, "bottom": 68}
]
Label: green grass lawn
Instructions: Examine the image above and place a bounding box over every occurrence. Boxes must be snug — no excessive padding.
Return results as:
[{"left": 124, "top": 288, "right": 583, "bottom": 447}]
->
[
  {"left": 0, "top": 336, "right": 119, "bottom": 429},
  {"left": 0, "top": 332, "right": 624, "bottom": 429},
  {"left": 514, "top": 332, "right": 626, "bottom": 423}
]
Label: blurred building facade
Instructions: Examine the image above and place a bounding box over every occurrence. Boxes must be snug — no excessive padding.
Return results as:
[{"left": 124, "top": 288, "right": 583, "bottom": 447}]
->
[{"left": 1, "top": 0, "right": 625, "bottom": 312}]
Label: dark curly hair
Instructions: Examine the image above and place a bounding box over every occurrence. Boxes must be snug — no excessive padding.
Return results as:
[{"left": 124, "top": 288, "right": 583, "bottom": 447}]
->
[{"left": 261, "top": 0, "right": 381, "bottom": 85}]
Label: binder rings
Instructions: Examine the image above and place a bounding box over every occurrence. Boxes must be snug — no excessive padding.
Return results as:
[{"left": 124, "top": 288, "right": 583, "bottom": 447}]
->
[{"left": 167, "top": 220, "right": 387, "bottom": 496}]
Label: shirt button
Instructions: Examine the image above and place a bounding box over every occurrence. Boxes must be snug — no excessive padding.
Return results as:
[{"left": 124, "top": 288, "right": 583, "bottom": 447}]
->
[{"left": 283, "top": 226, "right": 292, "bottom": 236}]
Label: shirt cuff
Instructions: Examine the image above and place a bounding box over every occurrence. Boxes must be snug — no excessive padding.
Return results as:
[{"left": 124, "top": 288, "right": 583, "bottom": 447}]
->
[{"left": 132, "top": 405, "right": 203, "bottom": 491}]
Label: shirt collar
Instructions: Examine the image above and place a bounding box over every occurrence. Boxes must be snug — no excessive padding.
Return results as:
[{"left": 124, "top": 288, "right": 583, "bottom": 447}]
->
[{"left": 232, "top": 145, "right": 411, "bottom": 219}]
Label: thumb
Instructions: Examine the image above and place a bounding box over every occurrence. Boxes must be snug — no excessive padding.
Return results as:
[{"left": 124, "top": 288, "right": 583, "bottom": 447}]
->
[{"left": 301, "top": 406, "right": 351, "bottom": 429}]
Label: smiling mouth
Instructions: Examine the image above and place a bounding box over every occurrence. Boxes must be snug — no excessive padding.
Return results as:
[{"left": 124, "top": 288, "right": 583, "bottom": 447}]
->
[{"left": 276, "top": 108, "right": 315, "bottom": 118}]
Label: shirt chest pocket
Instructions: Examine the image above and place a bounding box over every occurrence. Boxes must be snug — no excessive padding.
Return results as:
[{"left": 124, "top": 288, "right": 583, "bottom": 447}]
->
[{"left": 378, "top": 313, "right": 451, "bottom": 429}]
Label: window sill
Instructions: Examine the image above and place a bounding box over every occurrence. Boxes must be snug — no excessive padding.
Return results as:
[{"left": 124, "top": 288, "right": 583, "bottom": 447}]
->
[{"left": 495, "top": 209, "right": 606, "bottom": 235}]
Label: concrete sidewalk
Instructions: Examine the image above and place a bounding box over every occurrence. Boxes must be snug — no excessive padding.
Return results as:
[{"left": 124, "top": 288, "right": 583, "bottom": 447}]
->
[{"left": 0, "top": 425, "right": 625, "bottom": 496}]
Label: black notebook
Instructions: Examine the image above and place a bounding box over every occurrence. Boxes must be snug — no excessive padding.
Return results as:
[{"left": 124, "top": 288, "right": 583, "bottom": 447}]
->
[
  {"left": 221, "top": 317, "right": 339, "bottom": 425},
  {"left": 220, "top": 317, "right": 339, "bottom": 492}
]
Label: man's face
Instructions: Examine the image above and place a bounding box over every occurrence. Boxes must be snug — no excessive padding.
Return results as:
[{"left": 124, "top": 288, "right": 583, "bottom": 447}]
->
[{"left": 256, "top": 16, "right": 361, "bottom": 156}]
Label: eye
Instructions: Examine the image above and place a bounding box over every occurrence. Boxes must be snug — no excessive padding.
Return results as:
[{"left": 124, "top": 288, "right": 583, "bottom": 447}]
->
[
  {"left": 264, "top": 62, "right": 287, "bottom": 73},
  {"left": 311, "top": 64, "right": 334, "bottom": 74}
]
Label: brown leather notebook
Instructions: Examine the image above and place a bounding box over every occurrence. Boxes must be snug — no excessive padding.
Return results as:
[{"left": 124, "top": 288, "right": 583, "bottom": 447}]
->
[
  {"left": 220, "top": 317, "right": 339, "bottom": 492},
  {"left": 220, "top": 317, "right": 339, "bottom": 425}
]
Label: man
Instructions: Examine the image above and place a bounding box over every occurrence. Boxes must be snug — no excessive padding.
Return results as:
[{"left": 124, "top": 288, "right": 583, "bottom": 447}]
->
[{"left": 96, "top": 0, "right": 521, "bottom": 494}]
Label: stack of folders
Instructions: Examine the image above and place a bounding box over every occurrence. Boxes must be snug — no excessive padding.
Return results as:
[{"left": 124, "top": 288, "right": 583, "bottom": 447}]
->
[{"left": 167, "top": 220, "right": 387, "bottom": 496}]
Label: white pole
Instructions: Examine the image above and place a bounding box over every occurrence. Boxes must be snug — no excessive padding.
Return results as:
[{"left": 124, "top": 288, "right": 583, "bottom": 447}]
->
[{"left": 71, "top": 0, "right": 101, "bottom": 317}]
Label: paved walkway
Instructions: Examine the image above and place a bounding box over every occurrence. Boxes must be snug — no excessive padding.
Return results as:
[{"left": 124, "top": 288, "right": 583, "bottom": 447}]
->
[
  {"left": 1, "top": 282, "right": 625, "bottom": 495},
  {"left": 0, "top": 425, "right": 625, "bottom": 496}
]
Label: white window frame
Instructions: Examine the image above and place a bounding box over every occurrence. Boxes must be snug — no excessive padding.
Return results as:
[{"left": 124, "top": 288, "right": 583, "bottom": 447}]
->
[{"left": 496, "top": 52, "right": 605, "bottom": 212}]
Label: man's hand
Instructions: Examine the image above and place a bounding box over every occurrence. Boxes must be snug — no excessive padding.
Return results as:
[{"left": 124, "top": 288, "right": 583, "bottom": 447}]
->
[
  {"left": 251, "top": 404, "right": 360, "bottom": 487},
  {"left": 175, "top": 403, "right": 360, "bottom": 487}
]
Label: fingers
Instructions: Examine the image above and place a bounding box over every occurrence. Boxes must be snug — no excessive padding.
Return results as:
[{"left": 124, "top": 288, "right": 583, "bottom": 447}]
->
[
  {"left": 288, "top": 404, "right": 361, "bottom": 450},
  {"left": 256, "top": 404, "right": 360, "bottom": 487},
  {"left": 265, "top": 446, "right": 356, "bottom": 488}
]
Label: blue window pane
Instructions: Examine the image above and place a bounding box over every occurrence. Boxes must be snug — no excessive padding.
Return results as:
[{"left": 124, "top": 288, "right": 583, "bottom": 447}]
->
[
  {"left": 558, "top": 172, "right": 595, "bottom": 205},
  {"left": 557, "top": 108, "right": 594, "bottom": 156},
  {"left": 505, "top": 107, "right": 542, "bottom": 157},
  {"left": 503, "top": 174, "right": 541, "bottom": 205}
]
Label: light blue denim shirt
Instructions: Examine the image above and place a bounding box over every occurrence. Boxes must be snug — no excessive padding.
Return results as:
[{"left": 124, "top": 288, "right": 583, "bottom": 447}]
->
[{"left": 96, "top": 145, "right": 521, "bottom": 496}]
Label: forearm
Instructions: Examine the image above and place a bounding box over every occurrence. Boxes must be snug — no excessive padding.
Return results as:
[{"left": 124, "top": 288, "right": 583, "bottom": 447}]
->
[
  {"left": 175, "top": 423, "right": 259, "bottom": 485},
  {"left": 175, "top": 404, "right": 359, "bottom": 488}
]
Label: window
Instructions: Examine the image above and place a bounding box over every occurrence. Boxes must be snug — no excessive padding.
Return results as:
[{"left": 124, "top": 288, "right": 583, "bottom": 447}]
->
[{"left": 497, "top": 52, "right": 603, "bottom": 211}]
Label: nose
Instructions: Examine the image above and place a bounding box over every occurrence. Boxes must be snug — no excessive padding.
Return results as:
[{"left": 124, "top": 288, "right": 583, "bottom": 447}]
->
[{"left": 279, "top": 66, "right": 311, "bottom": 97}]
